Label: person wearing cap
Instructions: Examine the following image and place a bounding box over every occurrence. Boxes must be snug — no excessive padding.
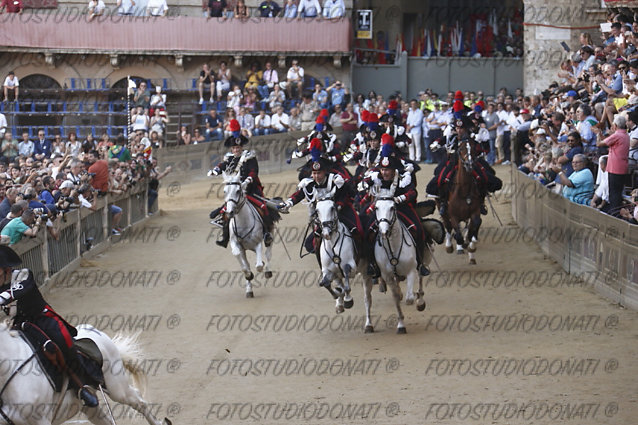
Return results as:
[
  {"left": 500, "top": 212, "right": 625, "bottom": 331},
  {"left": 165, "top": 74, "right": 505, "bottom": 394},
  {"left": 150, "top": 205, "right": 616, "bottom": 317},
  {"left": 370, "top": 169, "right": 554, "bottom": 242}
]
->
[
  {"left": 281, "top": 144, "right": 360, "bottom": 257},
  {"left": 426, "top": 114, "right": 501, "bottom": 216},
  {"left": 358, "top": 152, "right": 429, "bottom": 278},
  {"left": 209, "top": 119, "right": 277, "bottom": 247},
  {"left": 296, "top": 111, "right": 352, "bottom": 179},
  {"left": 327, "top": 80, "right": 346, "bottom": 111},
  {"left": 0, "top": 245, "right": 99, "bottom": 407}
]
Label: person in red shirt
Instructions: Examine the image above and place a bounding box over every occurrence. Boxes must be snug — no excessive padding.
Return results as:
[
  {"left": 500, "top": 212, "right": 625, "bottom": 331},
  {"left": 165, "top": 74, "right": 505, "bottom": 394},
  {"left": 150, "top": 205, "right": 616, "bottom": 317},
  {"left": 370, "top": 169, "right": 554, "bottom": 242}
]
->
[
  {"left": 86, "top": 150, "right": 109, "bottom": 193},
  {"left": 594, "top": 115, "right": 630, "bottom": 216},
  {"left": 0, "top": 0, "right": 23, "bottom": 14},
  {"left": 86, "top": 150, "right": 124, "bottom": 234}
]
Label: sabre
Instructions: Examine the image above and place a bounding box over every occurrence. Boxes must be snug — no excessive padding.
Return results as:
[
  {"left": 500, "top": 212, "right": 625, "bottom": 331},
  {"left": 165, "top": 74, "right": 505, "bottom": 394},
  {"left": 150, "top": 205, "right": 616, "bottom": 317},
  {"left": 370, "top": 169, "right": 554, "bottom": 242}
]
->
[
  {"left": 251, "top": 194, "right": 292, "bottom": 261},
  {"left": 486, "top": 194, "right": 503, "bottom": 226},
  {"left": 98, "top": 384, "right": 118, "bottom": 425},
  {"left": 275, "top": 226, "right": 292, "bottom": 261}
]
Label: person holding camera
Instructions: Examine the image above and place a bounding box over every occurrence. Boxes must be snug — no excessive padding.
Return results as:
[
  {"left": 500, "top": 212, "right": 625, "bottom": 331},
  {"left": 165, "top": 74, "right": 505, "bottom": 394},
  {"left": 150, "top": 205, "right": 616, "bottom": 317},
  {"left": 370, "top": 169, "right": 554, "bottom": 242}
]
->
[{"left": 0, "top": 208, "right": 41, "bottom": 245}]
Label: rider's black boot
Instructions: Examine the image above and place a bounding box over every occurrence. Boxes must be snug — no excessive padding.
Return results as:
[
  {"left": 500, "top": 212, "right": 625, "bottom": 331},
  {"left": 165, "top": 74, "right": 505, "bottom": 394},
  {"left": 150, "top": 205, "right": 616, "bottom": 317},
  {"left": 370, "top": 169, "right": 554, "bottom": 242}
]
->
[
  {"left": 216, "top": 220, "right": 229, "bottom": 248},
  {"left": 439, "top": 200, "right": 447, "bottom": 216},
  {"left": 419, "top": 264, "right": 430, "bottom": 276},
  {"left": 365, "top": 231, "right": 380, "bottom": 278},
  {"left": 79, "top": 386, "right": 99, "bottom": 408},
  {"left": 480, "top": 203, "right": 488, "bottom": 215},
  {"left": 264, "top": 232, "right": 273, "bottom": 246}
]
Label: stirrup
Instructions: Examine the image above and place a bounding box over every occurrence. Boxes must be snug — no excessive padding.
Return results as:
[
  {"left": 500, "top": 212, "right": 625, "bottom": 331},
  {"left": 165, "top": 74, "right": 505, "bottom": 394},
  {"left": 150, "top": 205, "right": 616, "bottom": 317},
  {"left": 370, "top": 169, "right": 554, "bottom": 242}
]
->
[
  {"left": 419, "top": 264, "right": 430, "bottom": 276},
  {"left": 78, "top": 386, "right": 99, "bottom": 408},
  {"left": 264, "top": 232, "right": 273, "bottom": 247}
]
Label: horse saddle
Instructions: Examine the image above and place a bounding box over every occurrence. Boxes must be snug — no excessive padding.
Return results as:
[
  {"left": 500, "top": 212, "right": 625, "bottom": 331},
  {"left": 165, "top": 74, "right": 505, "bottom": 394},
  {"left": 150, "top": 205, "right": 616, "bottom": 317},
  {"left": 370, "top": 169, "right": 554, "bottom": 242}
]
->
[
  {"left": 18, "top": 323, "right": 105, "bottom": 392},
  {"left": 422, "top": 219, "right": 445, "bottom": 245},
  {"left": 416, "top": 200, "right": 436, "bottom": 219}
]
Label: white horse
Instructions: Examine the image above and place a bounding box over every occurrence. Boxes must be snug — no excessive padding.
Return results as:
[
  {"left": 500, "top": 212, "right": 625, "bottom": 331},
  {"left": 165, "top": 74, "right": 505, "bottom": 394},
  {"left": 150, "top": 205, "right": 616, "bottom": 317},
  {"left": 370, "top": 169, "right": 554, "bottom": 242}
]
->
[
  {"left": 0, "top": 322, "right": 172, "bottom": 425},
  {"left": 314, "top": 195, "right": 357, "bottom": 314},
  {"left": 369, "top": 184, "right": 428, "bottom": 334},
  {"left": 223, "top": 171, "right": 272, "bottom": 298}
]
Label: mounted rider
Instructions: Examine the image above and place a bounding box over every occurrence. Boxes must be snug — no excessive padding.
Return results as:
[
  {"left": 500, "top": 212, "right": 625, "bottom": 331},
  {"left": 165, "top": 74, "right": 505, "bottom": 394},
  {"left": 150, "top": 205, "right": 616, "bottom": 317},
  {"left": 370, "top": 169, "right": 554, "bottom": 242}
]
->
[
  {"left": 281, "top": 140, "right": 362, "bottom": 257},
  {"left": 209, "top": 119, "right": 277, "bottom": 248},
  {"left": 358, "top": 146, "right": 430, "bottom": 278},
  {"left": 0, "top": 245, "right": 99, "bottom": 408},
  {"left": 293, "top": 113, "right": 351, "bottom": 181},
  {"left": 426, "top": 104, "right": 503, "bottom": 216}
]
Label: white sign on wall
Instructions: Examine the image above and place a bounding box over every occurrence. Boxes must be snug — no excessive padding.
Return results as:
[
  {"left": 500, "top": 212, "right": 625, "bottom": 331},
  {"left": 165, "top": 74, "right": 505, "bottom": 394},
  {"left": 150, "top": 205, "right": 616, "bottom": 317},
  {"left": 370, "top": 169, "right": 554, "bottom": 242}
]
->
[{"left": 535, "top": 27, "right": 571, "bottom": 40}]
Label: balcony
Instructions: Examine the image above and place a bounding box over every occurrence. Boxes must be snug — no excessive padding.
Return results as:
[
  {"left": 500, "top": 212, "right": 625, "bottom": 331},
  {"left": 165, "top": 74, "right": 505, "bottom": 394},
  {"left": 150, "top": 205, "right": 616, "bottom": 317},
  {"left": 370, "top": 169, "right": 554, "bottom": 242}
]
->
[{"left": 0, "top": 15, "right": 352, "bottom": 56}]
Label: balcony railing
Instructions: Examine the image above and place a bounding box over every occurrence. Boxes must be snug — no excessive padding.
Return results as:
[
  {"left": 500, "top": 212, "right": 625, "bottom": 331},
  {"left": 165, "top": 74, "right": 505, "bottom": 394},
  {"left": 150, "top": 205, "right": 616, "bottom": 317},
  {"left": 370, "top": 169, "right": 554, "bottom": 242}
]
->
[{"left": 0, "top": 15, "right": 352, "bottom": 55}]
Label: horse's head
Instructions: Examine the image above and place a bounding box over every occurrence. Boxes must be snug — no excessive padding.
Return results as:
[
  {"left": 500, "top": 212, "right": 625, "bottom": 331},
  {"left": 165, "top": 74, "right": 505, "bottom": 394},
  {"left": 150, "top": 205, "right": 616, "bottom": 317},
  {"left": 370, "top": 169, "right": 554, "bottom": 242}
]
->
[
  {"left": 457, "top": 141, "right": 474, "bottom": 172},
  {"left": 374, "top": 197, "right": 396, "bottom": 238},
  {"left": 316, "top": 196, "right": 338, "bottom": 240},
  {"left": 222, "top": 171, "right": 244, "bottom": 217}
]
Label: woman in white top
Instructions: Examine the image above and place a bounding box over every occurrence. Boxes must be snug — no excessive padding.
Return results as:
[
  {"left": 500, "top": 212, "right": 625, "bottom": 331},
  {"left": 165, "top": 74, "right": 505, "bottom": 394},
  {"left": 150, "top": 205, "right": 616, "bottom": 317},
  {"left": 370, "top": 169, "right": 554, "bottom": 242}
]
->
[
  {"left": 297, "top": 0, "right": 320, "bottom": 18},
  {"left": 131, "top": 106, "right": 150, "bottom": 132},
  {"left": 216, "top": 61, "right": 231, "bottom": 100},
  {"left": 149, "top": 86, "right": 166, "bottom": 112},
  {"left": 150, "top": 109, "right": 168, "bottom": 137},
  {"left": 66, "top": 132, "right": 82, "bottom": 157}
]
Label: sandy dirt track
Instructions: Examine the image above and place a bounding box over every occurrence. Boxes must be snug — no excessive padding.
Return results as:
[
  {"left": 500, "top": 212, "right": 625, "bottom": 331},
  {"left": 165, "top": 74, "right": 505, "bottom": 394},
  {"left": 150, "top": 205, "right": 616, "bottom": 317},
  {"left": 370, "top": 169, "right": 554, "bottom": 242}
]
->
[{"left": 44, "top": 165, "right": 638, "bottom": 425}]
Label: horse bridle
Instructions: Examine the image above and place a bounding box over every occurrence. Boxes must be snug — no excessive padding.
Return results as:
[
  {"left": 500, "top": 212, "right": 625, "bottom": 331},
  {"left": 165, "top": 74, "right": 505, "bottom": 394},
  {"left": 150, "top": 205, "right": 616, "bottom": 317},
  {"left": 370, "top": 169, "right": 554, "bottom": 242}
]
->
[
  {"left": 375, "top": 196, "right": 397, "bottom": 235},
  {"left": 459, "top": 141, "right": 474, "bottom": 172},
  {"left": 374, "top": 196, "right": 414, "bottom": 274},
  {"left": 316, "top": 198, "right": 351, "bottom": 275},
  {"left": 317, "top": 198, "right": 338, "bottom": 236},
  {"left": 225, "top": 181, "right": 246, "bottom": 213}
]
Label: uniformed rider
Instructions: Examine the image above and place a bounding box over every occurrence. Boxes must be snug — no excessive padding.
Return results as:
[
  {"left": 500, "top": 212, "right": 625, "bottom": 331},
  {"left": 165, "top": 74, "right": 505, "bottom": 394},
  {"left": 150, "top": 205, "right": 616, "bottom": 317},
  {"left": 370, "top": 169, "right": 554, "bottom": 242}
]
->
[{"left": 0, "top": 245, "right": 99, "bottom": 408}]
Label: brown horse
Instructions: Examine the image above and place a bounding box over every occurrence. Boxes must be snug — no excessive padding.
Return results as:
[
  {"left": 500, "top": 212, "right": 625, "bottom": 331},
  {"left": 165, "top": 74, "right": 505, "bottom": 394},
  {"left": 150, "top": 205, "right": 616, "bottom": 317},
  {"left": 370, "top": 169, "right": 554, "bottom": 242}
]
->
[{"left": 439, "top": 140, "right": 484, "bottom": 264}]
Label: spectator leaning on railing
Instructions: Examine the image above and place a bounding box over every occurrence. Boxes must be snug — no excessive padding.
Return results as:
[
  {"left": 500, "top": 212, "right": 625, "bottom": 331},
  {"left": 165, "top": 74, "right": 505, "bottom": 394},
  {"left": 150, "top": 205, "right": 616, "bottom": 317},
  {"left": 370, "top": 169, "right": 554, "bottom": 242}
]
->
[
  {"left": 258, "top": 0, "right": 280, "bottom": 17},
  {"left": 0, "top": 208, "right": 41, "bottom": 245}
]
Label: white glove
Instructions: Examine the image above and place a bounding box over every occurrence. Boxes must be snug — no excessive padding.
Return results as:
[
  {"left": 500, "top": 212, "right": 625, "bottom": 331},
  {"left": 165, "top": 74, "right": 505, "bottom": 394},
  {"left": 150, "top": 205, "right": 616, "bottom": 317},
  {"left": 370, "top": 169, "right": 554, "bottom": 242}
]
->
[
  {"left": 208, "top": 166, "right": 221, "bottom": 176},
  {"left": 241, "top": 177, "right": 252, "bottom": 190},
  {"left": 0, "top": 291, "right": 11, "bottom": 306},
  {"left": 355, "top": 133, "right": 364, "bottom": 143},
  {"left": 279, "top": 198, "right": 294, "bottom": 213},
  {"left": 396, "top": 141, "right": 406, "bottom": 148},
  {"left": 357, "top": 181, "right": 369, "bottom": 192},
  {"left": 430, "top": 141, "right": 440, "bottom": 151},
  {"left": 397, "top": 126, "right": 405, "bottom": 136},
  {"left": 393, "top": 195, "right": 406, "bottom": 204},
  {"left": 297, "top": 137, "right": 306, "bottom": 147},
  {"left": 292, "top": 150, "right": 304, "bottom": 159}
]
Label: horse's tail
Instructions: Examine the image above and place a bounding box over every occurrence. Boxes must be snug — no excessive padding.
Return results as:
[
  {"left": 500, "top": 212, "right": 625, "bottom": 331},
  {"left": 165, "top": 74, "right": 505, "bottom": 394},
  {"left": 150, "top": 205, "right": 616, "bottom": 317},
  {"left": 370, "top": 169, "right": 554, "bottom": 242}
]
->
[{"left": 111, "top": 331, "right": 148, "bottom": 397}]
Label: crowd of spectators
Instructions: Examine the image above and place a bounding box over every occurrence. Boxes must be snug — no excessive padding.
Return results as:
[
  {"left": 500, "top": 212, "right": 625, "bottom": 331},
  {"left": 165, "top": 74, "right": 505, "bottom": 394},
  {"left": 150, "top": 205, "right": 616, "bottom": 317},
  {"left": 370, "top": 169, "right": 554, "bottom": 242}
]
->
[
  {"left": 0, "top": 0, "right": 347, "bottom": 18},
  {"left": 0, "top": 112, "right": 172, "bottom": 245},
  {"left": 514, "top": 11, "right": 638, "bottom": 224},
  {"left": 187, "top": 59, "right": 352, "bottom": 141}
]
